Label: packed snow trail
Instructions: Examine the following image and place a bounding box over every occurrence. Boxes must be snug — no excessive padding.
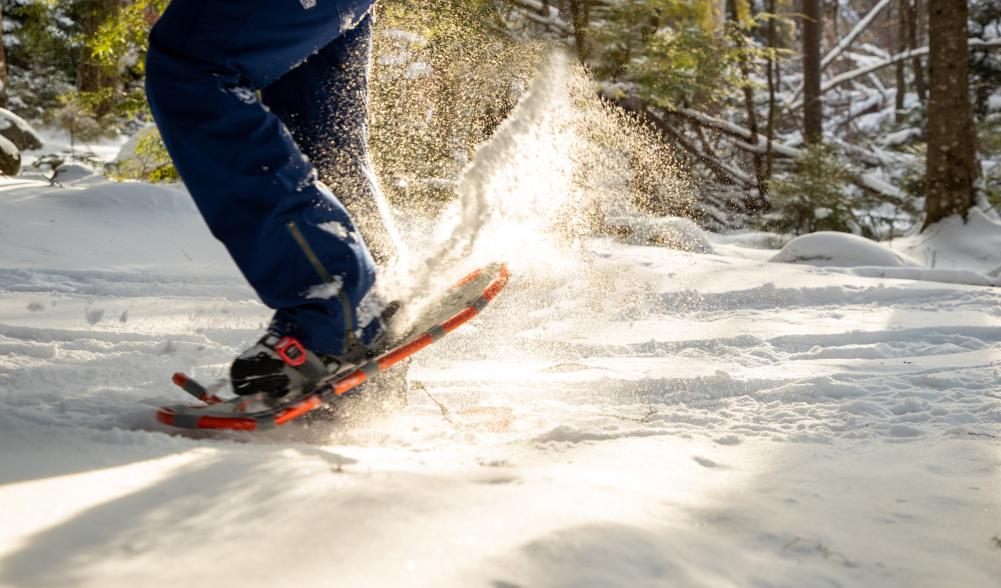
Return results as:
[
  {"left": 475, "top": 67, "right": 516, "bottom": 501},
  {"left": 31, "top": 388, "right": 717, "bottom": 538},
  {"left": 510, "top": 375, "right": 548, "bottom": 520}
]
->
[{"left": 2, "top": 58, "right": 1001, "bottom": 587}]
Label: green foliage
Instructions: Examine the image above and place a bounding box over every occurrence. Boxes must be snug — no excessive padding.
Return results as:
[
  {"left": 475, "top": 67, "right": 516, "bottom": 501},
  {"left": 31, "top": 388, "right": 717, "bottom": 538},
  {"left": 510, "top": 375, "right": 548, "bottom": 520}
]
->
[
  {"left": 112, "top": 125, "right": 178, "bottom": 183},
  {"left": 767, "top": 144, "right": 859, "bottom": 235},
  {"left": 589, "top": 0, "right": 739, "bottom": 109},
  {"left": 77, "top": 0, "right": 168, "bottom": 123},
  {"left": 768, "top": 145, "right": 919, "bottom": 239},
  {"left": 6, "top": 1, "right": 165, "bottom": 127},
  {"left": 5, "top": 1, "right": 80, "bottom": 73},
  {"left": 76, "top": 85, "right": 149, "bottom": 121},
  {"left": 88, "top": 0, "right": 167, "bottom": 76}
]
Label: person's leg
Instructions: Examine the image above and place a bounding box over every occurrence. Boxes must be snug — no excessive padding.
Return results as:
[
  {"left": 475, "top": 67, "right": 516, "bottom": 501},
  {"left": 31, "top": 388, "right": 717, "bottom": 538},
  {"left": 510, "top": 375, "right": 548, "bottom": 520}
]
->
[
  {"left": 145, "top": 0, "right": 382, "bottom": 356},
  {"left": 260, "top": 13, "right": 410, "bottom": 411},
  {"left": 261, "top": 14, "right": 402, "bottom": 267}
]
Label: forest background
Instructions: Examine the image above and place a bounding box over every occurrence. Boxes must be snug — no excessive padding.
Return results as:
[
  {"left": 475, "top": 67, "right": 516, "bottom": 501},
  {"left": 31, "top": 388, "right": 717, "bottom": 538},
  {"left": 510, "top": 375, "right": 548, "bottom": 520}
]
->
[{"left": 0, "top": 0, "right": 998, "bottom": 241}]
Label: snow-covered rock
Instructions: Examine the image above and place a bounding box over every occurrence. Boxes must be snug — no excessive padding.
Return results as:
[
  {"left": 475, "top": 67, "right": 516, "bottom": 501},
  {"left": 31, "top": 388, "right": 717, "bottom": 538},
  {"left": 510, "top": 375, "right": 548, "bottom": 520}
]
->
[
  {"left": 0, "top": 133, "right": 20, "bottom": 176},
  {"left": 771, "top": 231, "right": 921, "bottom": 267},
  {"left": 0, "top": 107, "right": 43, "bottom": 151}
]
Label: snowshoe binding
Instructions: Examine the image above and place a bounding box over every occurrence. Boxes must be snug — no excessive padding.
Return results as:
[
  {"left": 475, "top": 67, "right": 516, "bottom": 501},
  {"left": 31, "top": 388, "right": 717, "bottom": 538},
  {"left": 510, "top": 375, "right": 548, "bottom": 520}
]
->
[{"left": 230, "top": 301, "right": 400, "bottom": 400}]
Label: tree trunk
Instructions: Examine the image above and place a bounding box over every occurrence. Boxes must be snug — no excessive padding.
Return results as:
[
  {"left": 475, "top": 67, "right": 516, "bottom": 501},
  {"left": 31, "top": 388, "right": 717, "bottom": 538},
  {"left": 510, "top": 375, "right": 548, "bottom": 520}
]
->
[
  {"left": 829, "top": 0, "right": 838, "bottom": 40},
  {"left": 728, "top": 0, "right": 766, "bottom": 199},
  {"left": 76, "top": 0, "right": 123, "bottom": 116},
  {"left": 895, "top": 0, "right": 907, "bottom": 121},
  {"left": 922, "top": 0, "right": 978, "bottom": 230},
  {"left": 569, "top": 0, "right": 591, "bottom": 63},
  {"left": 0, "top": 6, "right": 7, "bottom": 109},
  {"left": 765, "top": 0, "right": 779, "bottom": 184},
  {"left": 801, "top": 0, "right": 823, "bottom": 144},
  {"left": 907, "top": 0, "right": 927, "bottom": 102}
]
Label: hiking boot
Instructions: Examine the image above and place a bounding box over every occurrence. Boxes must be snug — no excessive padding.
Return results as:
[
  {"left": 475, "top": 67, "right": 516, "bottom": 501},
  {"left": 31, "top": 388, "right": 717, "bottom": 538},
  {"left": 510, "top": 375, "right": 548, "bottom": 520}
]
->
[
  {"left": 229, "top": 333, "right": 368, "bottom": 398},
  {"left": 230, "top": 301, "right": 400, "bottom": 398}
]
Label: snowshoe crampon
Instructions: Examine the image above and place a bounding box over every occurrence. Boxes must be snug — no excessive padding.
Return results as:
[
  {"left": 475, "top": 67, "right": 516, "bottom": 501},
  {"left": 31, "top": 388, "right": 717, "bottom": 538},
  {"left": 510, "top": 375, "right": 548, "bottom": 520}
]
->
[{"left": 156, "top": 263, "right": 510, "bottom": 431}]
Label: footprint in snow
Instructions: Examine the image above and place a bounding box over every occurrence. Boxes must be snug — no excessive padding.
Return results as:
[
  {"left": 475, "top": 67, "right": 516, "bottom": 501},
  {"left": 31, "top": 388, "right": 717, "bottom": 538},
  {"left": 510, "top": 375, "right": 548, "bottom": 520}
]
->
[
  {"left": 713, "top": 434, "right": 742, "bottom": 446},
  {"left": 85, "top": 308, "right": 105, "bottom": 325},
  {"left": 693, "top": 455, "right": 726, "bottom": 469}
]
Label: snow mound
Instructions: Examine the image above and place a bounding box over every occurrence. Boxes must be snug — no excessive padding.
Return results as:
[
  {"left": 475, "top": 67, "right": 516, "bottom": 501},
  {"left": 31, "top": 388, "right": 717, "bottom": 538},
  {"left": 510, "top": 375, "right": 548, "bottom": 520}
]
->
[
  {"left": 0, "top": 170, "right": 232, "bottom": 275},
  {"left": 712, "top": 231, "right": 788, "bottom": 249},
  {"left": 771, "top": 232, "right": 920, "bottom": 268},
  {"left": 53, "top": 163, "right": 100, "bottom": 183},
  {"left": 41, "top": 180, "right": 196, "bottom": 214},
  {"left": 770, "top": 228, "right": 1000, "bottom": 286},
  {"left": 897, "top": 207, "right": 1001, "bottom": 272},
  {"left": 847, "top": 266, "right": 1000, "bottom": 287}
]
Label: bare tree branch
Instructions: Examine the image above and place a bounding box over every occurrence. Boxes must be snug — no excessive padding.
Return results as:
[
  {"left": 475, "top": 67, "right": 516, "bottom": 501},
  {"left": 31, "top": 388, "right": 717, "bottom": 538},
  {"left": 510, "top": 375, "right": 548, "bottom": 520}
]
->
[
  {"left": 610, "top": 98, "right": 753, "bottom": 187},
  {"left": 789, "top": 38, "right": 1001, "bottom": 110},
  {"left": 822, "top": 0, "right": 893, "bottom": 71},
  {"left": 788, "top": 0, "right": 893, "bottom": 107},
  {"left": 501, "top": 0, "right": 571, "bottom": 33},
  {"left": 669, "top": 107, "right": 908, "bottom": 202}
]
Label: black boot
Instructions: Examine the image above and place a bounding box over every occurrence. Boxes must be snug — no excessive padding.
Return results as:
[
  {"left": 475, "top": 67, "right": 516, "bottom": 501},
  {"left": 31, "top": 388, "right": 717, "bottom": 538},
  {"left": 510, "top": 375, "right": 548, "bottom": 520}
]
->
[
  {"left": 230, "top": 301, "right": 400, "bottom": 398},
  {"left": 230, "top": 334, "right": 368, "bottom": 398}
]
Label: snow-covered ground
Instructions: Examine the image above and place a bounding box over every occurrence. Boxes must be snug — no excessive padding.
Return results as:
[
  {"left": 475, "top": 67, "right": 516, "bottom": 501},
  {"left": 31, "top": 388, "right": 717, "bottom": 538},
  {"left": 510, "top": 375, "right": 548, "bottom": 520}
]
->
[{"left": 2, "top": 57, "right": 1001, "bottom": 587}]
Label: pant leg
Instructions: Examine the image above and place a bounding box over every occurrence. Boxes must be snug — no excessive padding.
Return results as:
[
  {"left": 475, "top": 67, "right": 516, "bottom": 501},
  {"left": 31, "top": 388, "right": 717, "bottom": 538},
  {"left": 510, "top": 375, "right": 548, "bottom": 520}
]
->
[
  {"left": 260, "top": 14, "right": 401, "bottom": 268},
  {"left": 145, "top": 0, "right": 380, "bottom": 355}
]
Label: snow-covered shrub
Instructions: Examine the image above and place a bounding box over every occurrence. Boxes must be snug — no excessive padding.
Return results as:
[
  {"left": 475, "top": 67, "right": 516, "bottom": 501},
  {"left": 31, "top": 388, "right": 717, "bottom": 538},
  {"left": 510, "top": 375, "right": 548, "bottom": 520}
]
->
[
  {"left": 767, "top": 144, "right": 858, "bottom": 235},
  {"left": 7, "top": 65, "right": 73, "bottom": 124},
  {"left": 32, "top": 152, "right": 104, "bottom": 185},
  {"left": 47, "top": 94, "right": 106, "bottom": 153}
]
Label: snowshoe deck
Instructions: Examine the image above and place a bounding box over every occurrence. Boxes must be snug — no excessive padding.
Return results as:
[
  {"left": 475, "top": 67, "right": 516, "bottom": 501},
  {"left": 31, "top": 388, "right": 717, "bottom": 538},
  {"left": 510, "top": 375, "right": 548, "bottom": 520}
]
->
[{"left": 156, "top": 263, "right": 510, "bottom": 431}]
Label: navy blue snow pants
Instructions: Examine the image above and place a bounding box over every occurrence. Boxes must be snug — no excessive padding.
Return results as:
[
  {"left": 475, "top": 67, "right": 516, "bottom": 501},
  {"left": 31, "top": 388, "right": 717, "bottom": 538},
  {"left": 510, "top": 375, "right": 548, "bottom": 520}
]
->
[{"left": 146, "top": 0, "right": 382, "bottom": 355}]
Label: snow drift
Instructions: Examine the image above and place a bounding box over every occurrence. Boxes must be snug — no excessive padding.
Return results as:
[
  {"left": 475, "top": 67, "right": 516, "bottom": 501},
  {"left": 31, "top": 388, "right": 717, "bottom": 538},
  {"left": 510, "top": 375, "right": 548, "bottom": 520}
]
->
[{"left": 1, "top": 51, "right": 1000, "bottom": 588}]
